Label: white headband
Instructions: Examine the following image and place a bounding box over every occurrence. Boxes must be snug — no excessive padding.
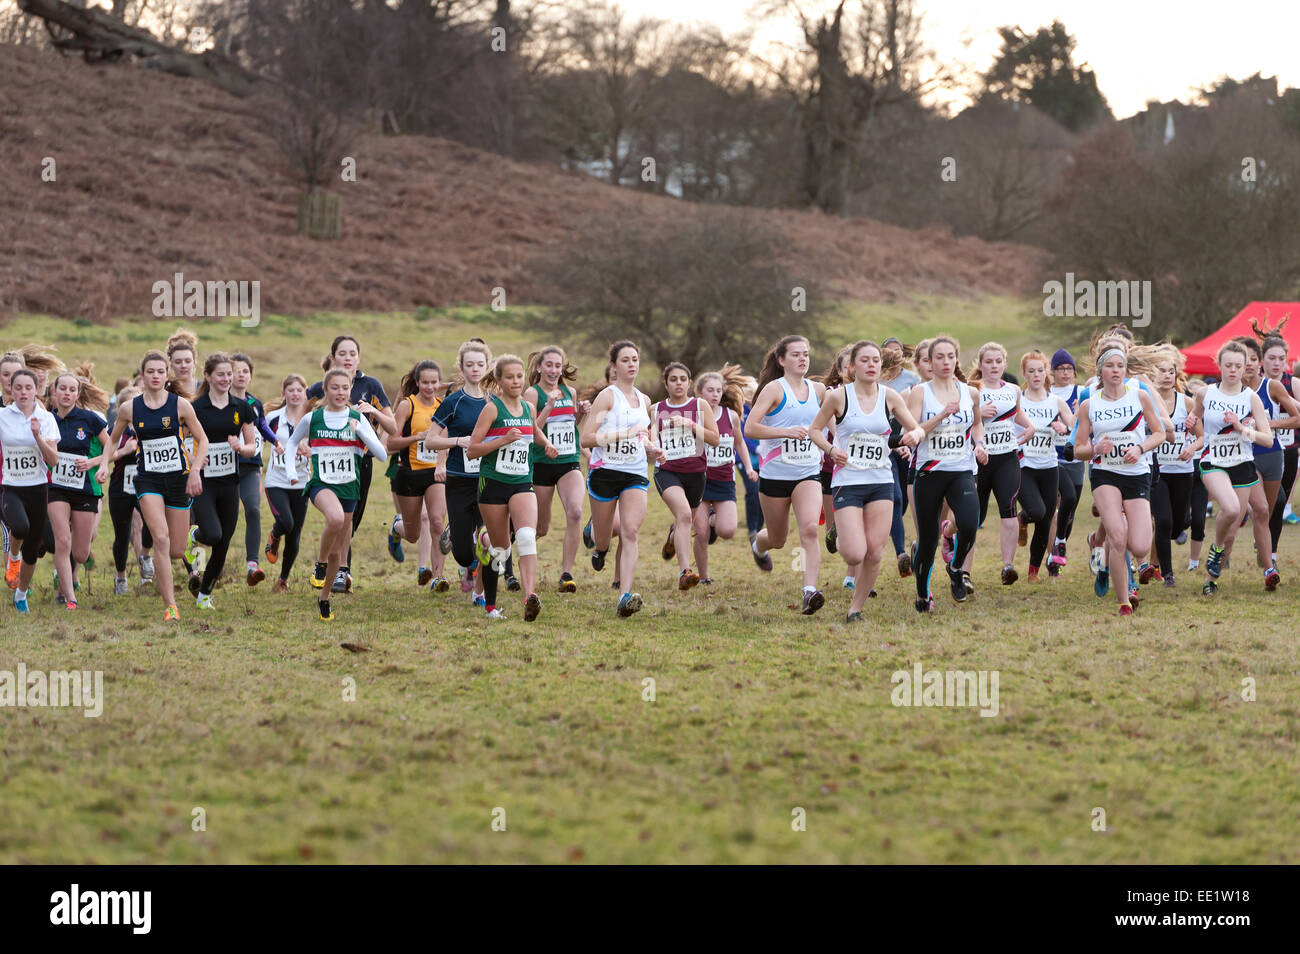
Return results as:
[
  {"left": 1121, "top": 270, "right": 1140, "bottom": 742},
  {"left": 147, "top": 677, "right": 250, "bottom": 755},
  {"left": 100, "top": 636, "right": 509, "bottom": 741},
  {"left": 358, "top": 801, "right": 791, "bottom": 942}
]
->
[{"left": 1098, "top": 348, "right": 1127, "bottom": 368}]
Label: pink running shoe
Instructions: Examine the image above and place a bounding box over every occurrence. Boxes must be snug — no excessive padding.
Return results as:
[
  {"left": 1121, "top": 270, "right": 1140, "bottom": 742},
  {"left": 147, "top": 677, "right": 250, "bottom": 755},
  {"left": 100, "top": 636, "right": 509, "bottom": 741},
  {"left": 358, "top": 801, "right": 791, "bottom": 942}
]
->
[{"left": 940, "top": 520, "right": 954, "bottom": 566}]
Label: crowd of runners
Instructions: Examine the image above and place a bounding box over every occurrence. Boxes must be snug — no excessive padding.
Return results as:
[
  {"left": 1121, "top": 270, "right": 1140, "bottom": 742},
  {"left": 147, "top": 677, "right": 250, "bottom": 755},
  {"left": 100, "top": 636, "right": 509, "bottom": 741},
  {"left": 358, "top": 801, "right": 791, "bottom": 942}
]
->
[{"left": 1, "top": 321, "right": 1297, "bottom": 622}]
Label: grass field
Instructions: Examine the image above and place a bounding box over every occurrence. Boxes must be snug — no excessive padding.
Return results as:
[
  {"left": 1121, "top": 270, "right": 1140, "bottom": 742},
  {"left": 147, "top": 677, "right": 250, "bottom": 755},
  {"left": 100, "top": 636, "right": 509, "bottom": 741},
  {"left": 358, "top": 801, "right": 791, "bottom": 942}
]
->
[{"left": 1, "top": 305, "right": 1297, "bottom": 864}]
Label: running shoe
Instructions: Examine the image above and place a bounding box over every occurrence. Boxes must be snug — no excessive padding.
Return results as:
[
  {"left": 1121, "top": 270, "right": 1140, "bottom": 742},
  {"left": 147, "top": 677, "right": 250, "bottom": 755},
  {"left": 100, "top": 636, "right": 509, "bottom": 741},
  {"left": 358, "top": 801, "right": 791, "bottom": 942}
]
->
[
  {"left": 485, "top": 607, "right": 506, "bottom": 620},
  {"left": 183, "top": 525, "right": 201, "bottom": 565},
  {"left": 417, "top": 567, "right": 433, "bottom": 587},
  {"left": 431, "top": 577, "right": 450, "bottom": 593},
  {"left": 64, "top": 600, "right": 78, "bottom": 610},
  {"left": 472, "top": 594, "right": 486, "bottom": 608},
  {"left": 1094, "top": 568, "right": 1109, "bottom": 597},
  {"left": 264, "top": 530, "right": 281, "bottom": 564},
  {"left": 962, "top": 572, "right": 974, "bottom": 595},
  {"left": 845, "top": 611, "right": 864, "bottom": 623},
  {"left": 332, "top": 570, "right": 352, "bottom": 593},
  {"left": 1046, "top": 561, "right": 1059, "bottom": 578},
  {"left": 1128, "top": 589, "right": 1140, "bottom": 610},
  {"left": 459, "top": 563, "right": 476, "bottom": 592},
  {"left": 751, "top": 540, "right": 773, "bottom": 572},
  {"left": 940, "top": 520, "right": 954, "bottom": 566},
  {"left": 800, "top": 589, "right": 825, "bottom": 615},
  {"left": 583, "top": 520, "right": 594, "bottom": 550},
  {"left": 388, "top": 515, "right": 405, "bottom": 563},
  {"left": 914, "top": 596, "right": 934, "bottom": 614},
  {"left": 273, "top": 579, "right": 289, "bottom": 593},
  {"left": 1138, "top": 563, "right": 1156, "bottom": 585},
  {"left": 1087, "top": 533, "right": 1103, "bottom": 575},
  {"left": 1175, "top": 530, "right": 1188, "bottom": 544},
  {"left": 662, "top": 526, "right": 676, "bottom": 561},
  {"left": 506, "top": 574, "right": 521, "bottom": 592},
  {"left": 139, "top": 555, "right": 155, "bottom": 582},
  {"left": 708, "top": 507, "right": 718, "bottom": 545},
  {"left": 196, "top": 593, "right": 216, "bottom": 610},
  {"left": 842, "top": 576, "right": 855, "bottom": 590},
  {"left": 700, "top": 578, "right": 713, "bottom": 585},
  {"left": 897, "top": 551, "right": 912, "bottom": 578},
  {"left": 188, "top": 572, "right": 202, "bottom": 597},
  {"left": 1017, "top": 517, "right": 1028, "bottom": 548},
  {"left": 1027, "top": 566, "right": 1039, "bottom": 583},
  {"left": 317, "top": 599, "right": 334, "bottom": 621},
  {"left": 592, "top": 548, "right": 607, "bottom": 572},
  {"left": 948, "top": 564, "right": 968, "bottom": 603},
  {"left": 163, "top": 603, "right": 179, "bottom": 622},
  {"left": 114, "top": 578, "right": 130, "bottom": 596},
  {"left": 1286, "top": 512, "right": 1299, "bottom": 525},
  {"left": 311, "top": 562, "right": 327, "bottom": 589},
  {"left": 612, "top": 578, "right": 620, "bottom": 589},
  {"left": 869, "top": 589, "right": 878, "bottom": 598},
  {"left": 1201, "top": 580, "right": 1217, "bottom": 596},
  {"left": 1206, "top": 544, "right": 1225, "bottom": 579},
  {"left": 825, "top": 525, "right": 837, "bottom": 554},
  {"left": 1001, "top": 564, "right": 1018, "bottom": 586},
  {"left": 247, "top": 564, "right": 265, "bottom": 587},
  {"left": 439, "top": 526, "right": 452, "bottom": 555},
  {"left": 558, "top": 572, "right": 577, "bottom": 593},
  {"left": 524, "top": 593, "right": 541, "bottom": 621},
  {"left": 679, "top": 569, "right": 700, "bottom": 591},
  {"left": 1187, "top": 559, "right": 1199, "bottom": 572},
  {"left": 55, "top": 588, "right": 66, "bottom": 606},
  {"left": 1265, "top": 566, "right": 1281, "bottom": 590},
  {"left": 1049, "top": 540, "right": 1066, "bottom": 568},
  {"left": 4, "top": 553, "right": 19, "bottom": 589},
  {"left": 1163, "top": 573, "right": 1175, "bottom": 588},
  {"left": 617, "top": 592, "right": 643, "bottom": 618},
  {"left": 1119, "top": 603, "right": 1133, "bottom": 617}
]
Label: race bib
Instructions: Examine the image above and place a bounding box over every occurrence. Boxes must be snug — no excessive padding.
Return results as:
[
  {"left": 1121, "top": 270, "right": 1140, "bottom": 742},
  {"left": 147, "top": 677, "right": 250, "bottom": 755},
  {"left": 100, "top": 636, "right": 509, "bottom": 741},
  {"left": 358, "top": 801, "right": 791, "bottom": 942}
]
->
[
  {"left": 272, "top": 447, "right": 309, "bottom": 482},
  {"left": 183, "top": 436, "right": 195, "bottom": 459},
  {"left": 780, "top": 436, "right": 818, "bottom": 467},
  {"left": 984, "top": 420, "right": 1015, "bottom": 453},
  {"left": 204, "top": 442, "right": 237, "bottom": 478},
  {"left": 1024, "top": 430, "right": 1055, "bottom": 461},
  {"left": 1052, "top": 427, "right": 1071, "bottom": 448},
  {"left": 252, "top": 431, "right": 264, "bottom": 461},
  {"left": 1094, "top": 431, "right": 1140, "bottom": 470},
  {"left": 1156, "top": 436, "right": 1186, "bottom": 467},
  {"left": 928, "top": 425, "right": 967, "bottom": 463},
  {"left": 415, "top": 438, "right": 438, "bottom": 465},
  {"left": 141, "top": 437, "right": 183, "bottom": 473},
  {"left": 3, "top": 447, "right": 41, "bottom": 483},
  {"left": 460, "top": 447, "right": 481, "bottom": 474},
  {"left": 601, "top": 436, "right": 640, "bottom": 466},
  {"left": 706, "top": 435, "right": 735, "bottom": 469},
  {"left": 844, "top": 432, "right": 888, "bottom": 470},
  {"left": 123, "top": 464, "right": 136, "bottom": 495},
  {"left": 51, "top": 452, "right": 88, "bottom": 490},
  {"left": 546, "top": 419, "right": 576, "bottom": 457},
  {"left": 1279, "top": 427, "right": 1295, "bottom": 450},
  {"left": 316, "top": 446, "right": 357, "bottom": 485},
  {"left": 496, "top": 439, "right": 531, "bottom": 477},
  {"left": 1204, "top": 432, "right": 1249, "bottom": 468},
  {"left": 661, "top": 425, "right": 698, "bottom": 461}
]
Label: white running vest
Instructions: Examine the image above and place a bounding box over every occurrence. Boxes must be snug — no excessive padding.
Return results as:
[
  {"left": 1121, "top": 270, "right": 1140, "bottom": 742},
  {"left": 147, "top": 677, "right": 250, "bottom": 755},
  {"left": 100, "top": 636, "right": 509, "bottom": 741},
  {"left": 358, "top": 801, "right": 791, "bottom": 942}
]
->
[
  {"left": 1155, "top": 393, "right": 1193, "bottom": 475},
  {"left": 916, "top": 380, "right": 975, "bottom": 474},
  {"left": 589, "top": 385, "right": 651, "bottom": 476},
  {"left": 979, "top": 381, "right": 1021, "bottom": 457},
  {"left": 756, "top": 377, "right": 822, "bottom": 480},
  {"left": 1088, "top": 386, "right": 1148, "bottom": 476},
  {"left": 1019, "top": 394, "right": 1059, "bottom": 470},
  {"left": 1199, "top": 383, "right": 1254, "bottom": 470},
  {"left": 831, "top": 385, "right": 892, "bottom": 487}
]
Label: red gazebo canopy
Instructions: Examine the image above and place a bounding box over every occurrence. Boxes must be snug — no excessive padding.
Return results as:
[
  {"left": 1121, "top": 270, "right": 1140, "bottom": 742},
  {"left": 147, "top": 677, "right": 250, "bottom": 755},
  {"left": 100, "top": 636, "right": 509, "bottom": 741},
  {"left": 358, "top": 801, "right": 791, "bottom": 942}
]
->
[{"left": 1181, "top": 302, "right": 1300, "bottom": 376}]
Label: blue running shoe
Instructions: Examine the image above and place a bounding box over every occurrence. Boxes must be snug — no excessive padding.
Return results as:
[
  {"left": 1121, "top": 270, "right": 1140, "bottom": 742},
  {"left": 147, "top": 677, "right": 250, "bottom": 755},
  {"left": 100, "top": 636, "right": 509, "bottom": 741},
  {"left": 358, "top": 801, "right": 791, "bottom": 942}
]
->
[
  {"left": 388, "top": 515, "right": 405, "bottom": 563},
  {"left": 1094, "top": 568, "right": 1110, "bottom": 597},
  {"left": 13, "top": 590, "right": 28, "bottom": 613},
  {"left": 1206, "top": 544, "right": 1225, "bottom": 579}
]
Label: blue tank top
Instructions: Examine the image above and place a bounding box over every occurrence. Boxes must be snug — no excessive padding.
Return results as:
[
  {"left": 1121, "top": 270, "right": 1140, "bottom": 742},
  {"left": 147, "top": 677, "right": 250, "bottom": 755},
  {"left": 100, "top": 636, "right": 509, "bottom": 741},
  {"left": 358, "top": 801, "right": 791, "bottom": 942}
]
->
[{"left": 1255, "top": 379, "right": 1281, "bottom": 454}]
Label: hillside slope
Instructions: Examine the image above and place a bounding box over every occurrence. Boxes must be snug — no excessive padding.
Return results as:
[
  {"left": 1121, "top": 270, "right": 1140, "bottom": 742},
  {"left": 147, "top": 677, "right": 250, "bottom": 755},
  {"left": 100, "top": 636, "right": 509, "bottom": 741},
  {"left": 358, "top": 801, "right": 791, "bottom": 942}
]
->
[{"left": 0, "top": 44, "right": 1044, "bottom": 320}]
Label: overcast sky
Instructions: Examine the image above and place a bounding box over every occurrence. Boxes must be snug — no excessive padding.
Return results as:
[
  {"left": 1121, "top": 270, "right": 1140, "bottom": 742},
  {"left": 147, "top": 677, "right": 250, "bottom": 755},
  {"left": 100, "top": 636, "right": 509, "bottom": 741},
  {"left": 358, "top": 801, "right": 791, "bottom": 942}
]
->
[{"left": 624, "top": 0, "right": 1300, "bottom": 119}]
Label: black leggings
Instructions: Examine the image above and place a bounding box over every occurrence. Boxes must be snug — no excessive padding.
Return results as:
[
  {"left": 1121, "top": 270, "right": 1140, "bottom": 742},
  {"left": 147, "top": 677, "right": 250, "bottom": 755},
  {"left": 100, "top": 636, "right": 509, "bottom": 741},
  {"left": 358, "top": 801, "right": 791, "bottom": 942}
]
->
[
  {"left": 1018, "top": 466, "right": 1059, "bottom": 568},
  {"left": 445, "top": 474, "right": 498, "bottom": 606},
  {"left": 1269, "top": 447, "right": 1297, "bottom": 552},
  {"left": 110, "top": 493, "right": 153, "bottom": 573},
  {"left": 1189, "top": 465, "right": 1208, "bottom": 543},
  {"left": 1, "top": 484, "right": 48, "bottom": 565},
  {"left": 978, "top": 451, "right": 1021, "bottom": 522},
  {"left": 239, "top": 467, "right": 262, "bottom": 564},
  {"left": 912, "top": 469, "right": 979, "bottom": 600},
  {"left": 266, "top": 486, "right": 308, "bottom": 581},
  {"left": 1151, "top": 470, "right": 1193, "bottom": 576},
  {"left": 194, "top": 479, "right": 241, "bottom": 595},
  {"left": 1056, "top": 462, "right": 1083, "bottom": 541}
]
